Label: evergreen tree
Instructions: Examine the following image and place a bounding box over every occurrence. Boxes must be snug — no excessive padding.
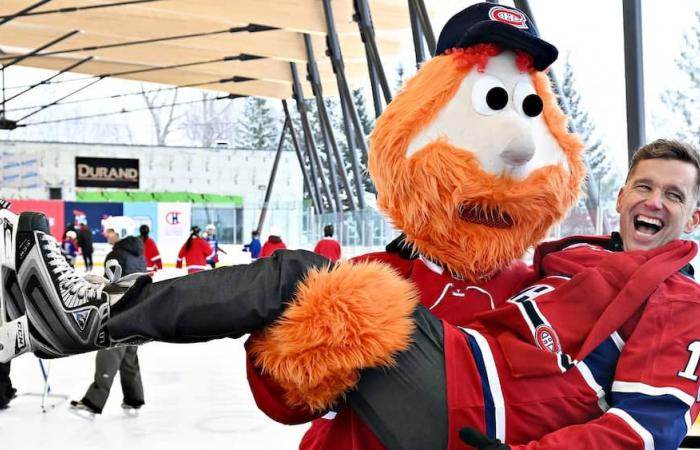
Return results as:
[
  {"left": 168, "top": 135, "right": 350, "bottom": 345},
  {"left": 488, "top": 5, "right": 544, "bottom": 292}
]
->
[
  {"left": 661, "top": 10, "right": 700, "bottom": 148},
  {"left": 560, "top": 55, "right": 621, "bottom": 234},
  {"left": 394, "top": 63, "right": 406, "bottom": 96},
  {"left": 235, "top": 97, "right": 280, "bottom": 151},
  {"left": 560, "top": 55, "right": 616, "bottom": 187},
  {"left": 352, "top": 88, "right": 374, "bottom": 135}
]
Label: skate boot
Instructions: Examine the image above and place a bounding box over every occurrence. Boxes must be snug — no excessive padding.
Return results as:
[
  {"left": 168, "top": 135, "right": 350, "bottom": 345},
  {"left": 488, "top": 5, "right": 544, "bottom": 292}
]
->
[
  {"left": 0, "top": 207, "right": 44, "bottom": 362},
  {"left": 6, "top": 207, "right": 147, "bottom": 359},
  {"left": 121, "top": 402, "right": 141, "bottom": 417},
  {"left": 69, "top": 400, "right": 99, "bottom": 420}
]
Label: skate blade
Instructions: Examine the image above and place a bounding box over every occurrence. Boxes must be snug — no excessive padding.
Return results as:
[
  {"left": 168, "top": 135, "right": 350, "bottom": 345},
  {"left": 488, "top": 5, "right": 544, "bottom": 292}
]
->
[
  {"left": 122, "top": 406, "right": 140, "bottom": 417},
  {"left": 68, "top": 405, "right": 96, "bottom": 421}
]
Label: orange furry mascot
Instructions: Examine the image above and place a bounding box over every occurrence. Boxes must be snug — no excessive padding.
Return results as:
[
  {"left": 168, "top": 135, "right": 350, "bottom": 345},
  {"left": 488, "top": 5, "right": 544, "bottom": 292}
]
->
[
  {"left": 245, "top": 3, "right": 584, "bottom": 449},
  {"left": 0, "top": 2, "right": 583, "bottom": 449}
]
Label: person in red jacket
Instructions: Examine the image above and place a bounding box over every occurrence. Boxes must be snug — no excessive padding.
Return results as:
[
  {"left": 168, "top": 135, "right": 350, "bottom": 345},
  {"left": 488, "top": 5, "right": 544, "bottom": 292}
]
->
[
  {"left": 260, "top": 226, "right": 287, "bottom": 258},
  {"left": 313, "top": 225, "right": 341, "bottom": 262},
  {"left": 139, "top": 224, "right": 162, "bottom": 273},
  {"left": 176, "top": 226, "right": 213, "bottom": 274}
]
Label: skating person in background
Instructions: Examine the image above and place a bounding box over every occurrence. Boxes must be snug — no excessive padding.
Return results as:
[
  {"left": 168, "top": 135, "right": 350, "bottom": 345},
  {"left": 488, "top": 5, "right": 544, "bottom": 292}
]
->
[
  {"left": 176, "top": 226, "right": 214, "bottom": 274},
  {"left": 61, "top": 230, "right": 78, "bottom": 268},
  {"left": 243, "top": 230, "right": 262, "bottom": 260},
  {"left": 0, "top": 361, "right": 16, "bottom": 410},
  {"left": 139, "top": 225, "right": 162, "bottom": 273},
  {"left": 76, "top": 223, "right": 94, "bottom": 272},
  {"left": 313, "top": 224, "right": 341, "bottom": 262},
  {"left": 69, "top": 228, "right": 147, "bottom": 418},
  {"left": 259, "top": 226, "right": 286, "bottom": 258},
  {"left": 204, "top": 224, "right": 227, "bottom": 269}
]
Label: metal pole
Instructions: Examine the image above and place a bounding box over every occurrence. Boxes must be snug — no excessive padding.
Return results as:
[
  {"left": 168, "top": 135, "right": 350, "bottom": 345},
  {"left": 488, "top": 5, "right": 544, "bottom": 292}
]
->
[
  {"left": 0, "top": 0, "right": 51, "bottom": 27},
  {"left": 512, "top": 0, "right": 604, "bottom": 233},
  {"left": 282, "top": 99, "right": 321, "bottom": 214},
  {"left": 354, "top": 0, "right": 393, "bottom": 106},
  {"left": 256, "top": 119, "right": 289, "bottom": 233},
  {"left": 303, "top": 34, "right": 356, "bottom": 211},
  {"left": 622, "top": 0, "right": 646, "bottom": 163},
  {"left": 1, "top": 30, "right": 79, "bottom": 70},
  {"left": 321, "top": 0, "right": 368, "bottom": 209},
  {"left": 3, "top": 56, "right": 93, "bottom": 104},
  {"left": 408, "top": 0, "right": 427, "bottom": 67},
  {"left": 290, "top": 62, "right": 334, "bottom": 212},
  {"left": 411, "top": 0, "right": 436, "bottom": 56}
]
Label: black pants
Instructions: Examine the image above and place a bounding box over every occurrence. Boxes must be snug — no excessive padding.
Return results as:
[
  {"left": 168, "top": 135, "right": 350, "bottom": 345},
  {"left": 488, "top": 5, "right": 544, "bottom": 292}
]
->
[
  {"left": 82, "top": 251, "right": 93, "bottom": 271},
  {"left": 82, "top": 346, "right": 143, "bottom": 413},
  {"left": 0, "top": 361, "right": 15, "bottom": 408},
  {"left": 347, "top": 306, "right": 449, "bottom": 450}
]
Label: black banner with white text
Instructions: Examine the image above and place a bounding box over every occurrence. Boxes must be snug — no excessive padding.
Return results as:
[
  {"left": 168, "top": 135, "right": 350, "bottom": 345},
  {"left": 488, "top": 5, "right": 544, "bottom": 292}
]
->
[{"left": 75, "top": 157, "right": 139, "bottom": 188}]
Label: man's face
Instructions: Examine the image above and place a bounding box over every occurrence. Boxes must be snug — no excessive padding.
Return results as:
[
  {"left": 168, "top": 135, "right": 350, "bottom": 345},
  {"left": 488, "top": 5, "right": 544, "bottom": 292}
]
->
[
  {"left": 616, "top": 158, "right": 700, "bottom": 251},
  {"left": 105, "top": 230, "right": 119, "bottom": 245}
]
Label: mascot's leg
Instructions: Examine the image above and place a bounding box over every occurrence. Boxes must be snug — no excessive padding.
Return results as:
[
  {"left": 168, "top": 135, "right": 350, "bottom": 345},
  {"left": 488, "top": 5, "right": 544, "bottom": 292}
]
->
[
  {"left": 0, "top": 209, "right": 330, "bottom": 361},
  {"left": 346, "top": 306, "right": 448, "bottom": 450}
]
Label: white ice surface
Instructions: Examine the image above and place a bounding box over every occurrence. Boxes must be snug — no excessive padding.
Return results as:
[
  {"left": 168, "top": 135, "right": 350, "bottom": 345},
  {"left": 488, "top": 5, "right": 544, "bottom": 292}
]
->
[{"left": 0, "top": 267, "right": 309, "bottom": 450}]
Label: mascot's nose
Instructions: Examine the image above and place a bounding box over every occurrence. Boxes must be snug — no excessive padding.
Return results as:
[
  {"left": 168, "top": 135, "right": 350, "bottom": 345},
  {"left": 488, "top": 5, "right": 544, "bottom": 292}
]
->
[{"left": 500, "top": 132, "right": 535, "bottom": 166}]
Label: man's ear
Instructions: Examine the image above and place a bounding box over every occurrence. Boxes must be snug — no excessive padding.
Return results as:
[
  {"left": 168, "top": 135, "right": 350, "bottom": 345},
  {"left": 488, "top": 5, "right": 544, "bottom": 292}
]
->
[
  {"left": 684, "top": 206, "right": 700, "bottom": 234},
  {"left": 615, "top": 187, "right": 625, "bottom": 214}
]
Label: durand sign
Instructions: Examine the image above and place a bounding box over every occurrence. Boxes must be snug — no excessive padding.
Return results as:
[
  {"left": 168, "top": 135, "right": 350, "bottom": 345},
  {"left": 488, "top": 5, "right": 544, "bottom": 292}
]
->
[{"left": 75, "top": 157, "right": 140, "bottom": 189}]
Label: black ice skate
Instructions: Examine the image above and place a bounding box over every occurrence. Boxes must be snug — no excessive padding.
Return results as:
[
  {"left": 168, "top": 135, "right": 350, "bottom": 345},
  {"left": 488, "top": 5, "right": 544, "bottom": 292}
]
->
[
  {"left": 4, "top": 208, "right": 145, "bottom": 359},
  {"left": 121, "top": 402, "right": 141, "bottom": 417},
  {"left": 69, "top": 400, "right": 99, "bottom": 420},
  {"left": 0, "top": 207, "right": 33, "bottom": 362}
]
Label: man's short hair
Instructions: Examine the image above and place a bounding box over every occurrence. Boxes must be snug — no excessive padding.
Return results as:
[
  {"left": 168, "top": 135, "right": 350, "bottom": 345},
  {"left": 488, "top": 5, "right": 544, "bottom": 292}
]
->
[
  {"left": 628, "top": 139, "right": 700, "bottom": 204},
  {"left": 323, "top": 224, "right": 334, "bottom": 237}
]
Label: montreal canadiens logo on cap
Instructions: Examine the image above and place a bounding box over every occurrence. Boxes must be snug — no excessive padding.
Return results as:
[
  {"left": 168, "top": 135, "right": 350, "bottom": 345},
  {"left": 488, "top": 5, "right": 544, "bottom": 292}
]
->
[
  {"left": 535, "top": 325, "right": 560, "bottom": 353},
  {"left": 488, "top": 6, "right": 529, "bottom": 30}
]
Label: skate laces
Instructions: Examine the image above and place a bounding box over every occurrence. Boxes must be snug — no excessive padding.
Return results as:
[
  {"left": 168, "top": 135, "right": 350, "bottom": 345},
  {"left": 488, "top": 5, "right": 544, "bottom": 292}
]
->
[
  {"left": 41, "top": 234, "right": 106, "bottom": 308},
  {"left": 104, "top": 259, "right": 147, "bottom": 286}
]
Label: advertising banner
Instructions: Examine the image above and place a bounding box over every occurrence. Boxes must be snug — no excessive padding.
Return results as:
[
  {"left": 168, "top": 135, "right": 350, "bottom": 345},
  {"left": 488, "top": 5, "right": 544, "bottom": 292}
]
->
[
  {"left": 156, "top": 202, "right": 191, "bottom": 264},
  {"left": 64, "top": 202, "right": 124, "bottom": 244},
  {"left": 123, "top": 202, "right": 158, "bottom": 239},
  {"left": 8, "top": 199, "right": 64, "bottom": 238},
  {"left": 75, "top": 157, "right": 139, "bottom": 188}
]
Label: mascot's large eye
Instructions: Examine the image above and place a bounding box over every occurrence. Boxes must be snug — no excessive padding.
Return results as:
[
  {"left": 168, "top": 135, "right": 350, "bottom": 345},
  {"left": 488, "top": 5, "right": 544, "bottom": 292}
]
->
[
  {"left": 513, "top": 81, "right": 543, "bottom": 118},
  {"left": 472, "top": 75, "right": 508, "bottom": 116}
]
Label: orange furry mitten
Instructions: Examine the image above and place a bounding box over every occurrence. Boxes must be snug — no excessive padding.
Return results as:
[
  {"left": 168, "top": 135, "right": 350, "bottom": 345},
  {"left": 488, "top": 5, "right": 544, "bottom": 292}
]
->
[{"left": 248, "top": 260, "right": 419, "bottom": 412}]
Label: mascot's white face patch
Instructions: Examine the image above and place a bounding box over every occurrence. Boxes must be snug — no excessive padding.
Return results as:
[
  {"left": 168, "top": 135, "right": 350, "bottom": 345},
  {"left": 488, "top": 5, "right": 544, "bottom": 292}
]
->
[{"left": 405, "top": 51, "right": 569, "bottom": 180}]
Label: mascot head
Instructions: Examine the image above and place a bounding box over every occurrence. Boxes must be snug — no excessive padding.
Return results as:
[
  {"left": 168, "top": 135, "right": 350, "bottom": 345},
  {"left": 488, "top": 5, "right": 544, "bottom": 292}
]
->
[{"left": 369, "top": 3, "right": 585, "bottom": 281}]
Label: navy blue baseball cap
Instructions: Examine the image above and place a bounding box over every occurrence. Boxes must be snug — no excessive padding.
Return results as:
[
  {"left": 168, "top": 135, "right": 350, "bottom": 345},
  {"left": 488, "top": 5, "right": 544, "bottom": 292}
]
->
[{"left": 435, "top": 3, "right": 558, "bottom": 71}]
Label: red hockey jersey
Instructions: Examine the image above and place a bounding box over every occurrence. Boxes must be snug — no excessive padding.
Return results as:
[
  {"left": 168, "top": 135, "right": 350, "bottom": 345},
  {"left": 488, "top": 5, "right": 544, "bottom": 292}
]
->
[
  {"left": 176, "top": 237, "right": 213, "bottom": 274},
  {"left": 247, "top": 249, "right": 534, "bottom": 450},
  {"left": 444, "top": 238, "right": 700, "bottom": 449},
  {"left": 313, "top": 238, "right": 341, "bottom": 262},
  {"left": 142, "top": 237, "right": 162, "bottom": 272}
]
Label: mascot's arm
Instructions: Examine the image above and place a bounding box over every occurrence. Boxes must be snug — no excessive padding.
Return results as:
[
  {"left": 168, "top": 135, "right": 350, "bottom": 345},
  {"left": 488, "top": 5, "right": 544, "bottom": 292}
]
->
[{"left": 247, "top": 260, "right": 419, "bottom": 415}]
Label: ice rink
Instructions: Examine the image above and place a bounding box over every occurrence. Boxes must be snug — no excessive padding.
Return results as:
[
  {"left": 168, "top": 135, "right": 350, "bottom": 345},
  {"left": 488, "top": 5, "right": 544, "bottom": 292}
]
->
[
  {"left": 0, "top": 262, "right": 310, "bottom": 450},
  {"left": 0, "top": 336, "right": 308, "bottom": 450}
]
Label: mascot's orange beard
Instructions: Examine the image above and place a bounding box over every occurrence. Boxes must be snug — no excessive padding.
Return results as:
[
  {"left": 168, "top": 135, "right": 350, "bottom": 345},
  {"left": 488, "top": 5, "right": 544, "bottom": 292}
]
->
[
  {"left": 384, "top": 139, "right": 575, "bottom": 280},
  {"left": 369, "top": 46, "right": 584, "bottom": 281}
]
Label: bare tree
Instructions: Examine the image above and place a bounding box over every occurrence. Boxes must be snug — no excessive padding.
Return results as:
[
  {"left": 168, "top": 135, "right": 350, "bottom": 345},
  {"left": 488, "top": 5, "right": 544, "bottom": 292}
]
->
[
  {"left": 181, "top": 92, "right": 236, "bottom": 148},
  {"left": 140, "top": 85, "right": 181, "bottom": 146}
]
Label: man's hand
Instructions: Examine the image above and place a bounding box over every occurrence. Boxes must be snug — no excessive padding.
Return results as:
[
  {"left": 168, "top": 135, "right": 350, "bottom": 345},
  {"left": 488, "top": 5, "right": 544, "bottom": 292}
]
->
[{"left": 459, "top": 428, "right": 510, "bottom": 450}]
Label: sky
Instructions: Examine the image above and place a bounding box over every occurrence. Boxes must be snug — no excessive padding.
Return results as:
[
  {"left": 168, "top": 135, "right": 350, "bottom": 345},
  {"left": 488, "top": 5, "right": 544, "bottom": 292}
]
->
[{"left": 1, "top": 0, "right": 699, "bottom": 172}]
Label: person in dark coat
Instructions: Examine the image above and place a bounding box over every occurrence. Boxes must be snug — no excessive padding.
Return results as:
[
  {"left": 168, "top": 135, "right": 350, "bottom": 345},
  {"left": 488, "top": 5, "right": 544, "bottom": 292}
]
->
[
  {"left": 69, "top": 228, "right": 146, "bottom": 417},
  {"left": 76, "top": 223, "right": 94, "bottom": 272},
  {"left": 0, "top": 361, "right": 16, "bottom": 409}
]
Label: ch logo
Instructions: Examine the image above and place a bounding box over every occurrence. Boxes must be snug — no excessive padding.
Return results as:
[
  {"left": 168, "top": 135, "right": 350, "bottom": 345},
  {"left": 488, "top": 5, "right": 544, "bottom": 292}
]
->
[{"left": 166, "top": 211, "right": 181, "bottom": 225}]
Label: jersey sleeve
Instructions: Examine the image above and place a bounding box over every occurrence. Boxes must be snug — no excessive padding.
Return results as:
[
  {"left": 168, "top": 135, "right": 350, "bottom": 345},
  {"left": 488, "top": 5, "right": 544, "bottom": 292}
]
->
[
  {"left": 176, "top": 244, "right": 185, "bottom": 268},
  {"left": 512, "top": 281, "right": 700, "bottom": 450},
  {"left": 245, "top": 335, "right": 322, "bottom": 425}
]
